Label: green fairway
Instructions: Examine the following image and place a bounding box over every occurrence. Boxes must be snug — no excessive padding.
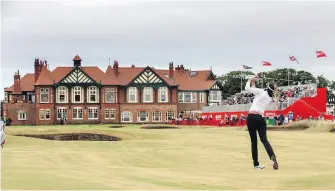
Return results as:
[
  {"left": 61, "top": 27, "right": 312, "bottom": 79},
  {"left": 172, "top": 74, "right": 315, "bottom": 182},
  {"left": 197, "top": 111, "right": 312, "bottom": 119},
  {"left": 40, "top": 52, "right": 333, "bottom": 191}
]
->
[{"left": 2, "top": 124, "right": 335, "bottom": 190}]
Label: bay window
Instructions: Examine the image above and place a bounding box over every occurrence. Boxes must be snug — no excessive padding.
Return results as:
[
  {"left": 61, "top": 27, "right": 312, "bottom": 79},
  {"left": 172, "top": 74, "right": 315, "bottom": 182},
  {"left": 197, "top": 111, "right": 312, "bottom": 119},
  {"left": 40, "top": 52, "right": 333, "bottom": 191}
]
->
[
  {"left": 158, "top": 87, "right": 168, "bottom": 102},
  {"left": 40, "top": 88, "right": 49, "bottom": 103},
  {"left": 57, "top": 86, "right": 68, "bottom": 103},
  {"left": 143, "top": 87, "right": 153, "bottom": 103},
  {"left": 178, "top": 92, "right": 196, "bottom": 103}
]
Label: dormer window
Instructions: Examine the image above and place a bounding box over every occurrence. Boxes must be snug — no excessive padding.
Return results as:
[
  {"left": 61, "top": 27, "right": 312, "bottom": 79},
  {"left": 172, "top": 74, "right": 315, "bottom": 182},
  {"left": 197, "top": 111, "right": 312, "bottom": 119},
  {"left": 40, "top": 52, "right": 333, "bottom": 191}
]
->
[{"left": 190, "top": 71, "right": 197, "bottom": 76}]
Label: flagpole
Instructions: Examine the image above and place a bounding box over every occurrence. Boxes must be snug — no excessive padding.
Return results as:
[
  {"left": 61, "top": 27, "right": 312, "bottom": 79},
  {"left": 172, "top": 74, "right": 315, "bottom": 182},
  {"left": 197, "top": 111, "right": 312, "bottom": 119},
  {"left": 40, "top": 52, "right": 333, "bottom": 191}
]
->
[
  {"left": 241, "top": 69, "right": 243, "bottom": 92},
  {"left": 261, "top": 61, "right": 264, "bottom": 89}
]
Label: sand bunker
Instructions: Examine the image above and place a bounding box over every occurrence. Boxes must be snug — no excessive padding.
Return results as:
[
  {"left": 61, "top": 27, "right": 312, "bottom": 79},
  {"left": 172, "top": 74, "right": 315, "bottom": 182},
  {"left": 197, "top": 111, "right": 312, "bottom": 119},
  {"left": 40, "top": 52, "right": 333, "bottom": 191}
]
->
[
  {"left": 14, "top": 133, "right": 121, "bottom": 141},
  {"left": 109, "top": 125, "right": 124, "bottom": 128}
]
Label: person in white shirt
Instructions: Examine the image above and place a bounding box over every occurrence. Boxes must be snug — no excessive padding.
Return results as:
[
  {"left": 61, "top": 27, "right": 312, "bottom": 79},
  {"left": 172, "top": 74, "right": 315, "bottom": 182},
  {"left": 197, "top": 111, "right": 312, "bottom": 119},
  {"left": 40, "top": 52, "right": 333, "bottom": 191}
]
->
[
  {"left": 245, "top": 75, "right": 279, "bottom": 170},
  {"left": 0, "top": 120, "right": 5, "bottom": 149}
]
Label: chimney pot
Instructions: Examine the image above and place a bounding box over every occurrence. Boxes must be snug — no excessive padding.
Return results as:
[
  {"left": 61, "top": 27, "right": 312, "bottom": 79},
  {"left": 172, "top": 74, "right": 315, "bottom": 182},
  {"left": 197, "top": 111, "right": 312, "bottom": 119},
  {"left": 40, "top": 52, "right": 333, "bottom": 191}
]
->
[{"left": 113, "top": 60, "right": 119, "bottom": 75}]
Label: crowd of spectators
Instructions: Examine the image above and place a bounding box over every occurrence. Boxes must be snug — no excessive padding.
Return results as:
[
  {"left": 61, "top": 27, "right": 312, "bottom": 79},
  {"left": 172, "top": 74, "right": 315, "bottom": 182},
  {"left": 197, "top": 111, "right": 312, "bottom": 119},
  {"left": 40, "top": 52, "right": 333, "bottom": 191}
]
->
[{"left": 221, "top": 85, "right": 315, "bottom": 106}]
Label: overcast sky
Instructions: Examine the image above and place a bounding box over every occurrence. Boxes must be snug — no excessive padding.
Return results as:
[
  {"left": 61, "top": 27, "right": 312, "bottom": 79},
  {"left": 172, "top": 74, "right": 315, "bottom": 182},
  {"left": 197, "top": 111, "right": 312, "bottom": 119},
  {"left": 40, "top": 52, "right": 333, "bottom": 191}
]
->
[{"left": 1, "top": 0, "right": 335, "bottom": 99}]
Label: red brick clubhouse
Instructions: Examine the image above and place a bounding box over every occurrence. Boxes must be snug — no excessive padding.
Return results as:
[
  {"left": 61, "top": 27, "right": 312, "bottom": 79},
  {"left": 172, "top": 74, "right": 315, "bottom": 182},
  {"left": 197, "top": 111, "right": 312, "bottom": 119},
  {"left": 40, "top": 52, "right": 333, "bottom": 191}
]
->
[{"left": 3, "top": 55, "right": 223, "bottom": 125}]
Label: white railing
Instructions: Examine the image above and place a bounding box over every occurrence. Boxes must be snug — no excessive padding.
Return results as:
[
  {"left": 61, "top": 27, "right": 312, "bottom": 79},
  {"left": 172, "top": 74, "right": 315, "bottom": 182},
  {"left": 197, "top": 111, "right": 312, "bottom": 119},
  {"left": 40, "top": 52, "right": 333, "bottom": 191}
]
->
[{"left": 275, "top": 88, "right": 317, "bottom": 110}]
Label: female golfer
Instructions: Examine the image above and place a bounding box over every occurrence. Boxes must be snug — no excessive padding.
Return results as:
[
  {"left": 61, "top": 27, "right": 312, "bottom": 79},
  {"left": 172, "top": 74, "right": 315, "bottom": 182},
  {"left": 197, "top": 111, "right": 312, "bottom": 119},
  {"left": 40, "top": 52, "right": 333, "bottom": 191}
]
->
[{"left": 245, "top": 75, "right": 279, "bottom": 170}]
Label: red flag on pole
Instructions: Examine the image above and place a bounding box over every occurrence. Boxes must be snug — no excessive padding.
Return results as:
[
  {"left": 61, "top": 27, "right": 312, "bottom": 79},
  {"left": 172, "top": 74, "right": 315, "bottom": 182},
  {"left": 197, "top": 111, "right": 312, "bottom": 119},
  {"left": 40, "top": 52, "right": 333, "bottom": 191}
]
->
[
  {"left": 289, "top": 55, "right": 300, "bottom": 64},
  {"left": 316, "top": 50, "right": 327, "bottom": 58},
  {"left": 262, "top": 61, "right": 272, "bottom": 66}
]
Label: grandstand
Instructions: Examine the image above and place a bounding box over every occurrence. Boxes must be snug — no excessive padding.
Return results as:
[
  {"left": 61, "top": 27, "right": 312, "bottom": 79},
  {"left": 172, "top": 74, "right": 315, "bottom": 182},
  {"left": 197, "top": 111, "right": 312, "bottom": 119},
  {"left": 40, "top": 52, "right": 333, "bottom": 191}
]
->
[{"left": 200, "top": 84, "right": 333, "bottom": 126}]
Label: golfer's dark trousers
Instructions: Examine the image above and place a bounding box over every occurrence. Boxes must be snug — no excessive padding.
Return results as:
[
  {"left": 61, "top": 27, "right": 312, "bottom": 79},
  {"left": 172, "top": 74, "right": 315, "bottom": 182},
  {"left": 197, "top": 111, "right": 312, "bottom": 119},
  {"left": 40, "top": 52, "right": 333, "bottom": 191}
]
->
[{"left": 247, "top": 113, "right": 276, "bottom": 166}]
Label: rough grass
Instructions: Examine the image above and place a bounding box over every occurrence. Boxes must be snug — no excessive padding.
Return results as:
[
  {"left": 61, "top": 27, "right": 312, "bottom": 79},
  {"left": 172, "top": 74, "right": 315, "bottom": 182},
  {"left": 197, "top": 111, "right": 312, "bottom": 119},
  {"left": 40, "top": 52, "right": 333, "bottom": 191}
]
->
[
  {"left": 266, "top": 120, "right": 335, "bottom": 132},
  {"left": 2, "top": 124, "right": 335, "bottom": 190}
]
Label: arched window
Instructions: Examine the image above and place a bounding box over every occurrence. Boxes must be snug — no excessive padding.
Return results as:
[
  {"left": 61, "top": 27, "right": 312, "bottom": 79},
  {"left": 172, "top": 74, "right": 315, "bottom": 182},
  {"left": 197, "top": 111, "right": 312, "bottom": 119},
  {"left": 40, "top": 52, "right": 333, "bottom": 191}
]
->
[
  {"left": 72, "top": 86, "right": 83, "bottom": 103},
  {"left": 87, "top": 86, "right": 99, "bottom": 103},
  {"left": 57, "top": 86, "right": 68, "bottom": 103},
  {"left": 121, "top": 111, "right": 133, "bottom": 122},
  {"left": 152, "top": 111, "right": 162, "bottom": 122}
]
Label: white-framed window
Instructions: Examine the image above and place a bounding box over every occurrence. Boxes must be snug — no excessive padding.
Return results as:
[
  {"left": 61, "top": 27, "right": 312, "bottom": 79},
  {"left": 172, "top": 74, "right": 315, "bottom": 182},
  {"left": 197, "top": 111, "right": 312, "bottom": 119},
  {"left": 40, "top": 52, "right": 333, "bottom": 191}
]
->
[
  {"left": 128, "top": 87, "right": 137, "bottom": 103},
  {"left": 209, "top": 91, "right": 222, "bottom": 102},
  {"left": 105, "top": 109, "right": 116, "bottom": 119},
  {"left": 143, "top": 87, "right": 153, "bottom": 103},
  {"left": 57, "top": 107, "right": 67, "bottom": 119},
  {"left": 39, "top": 109, "right": 45, "bottom": 120},
  {"left": 4, "top": 92, "right": 8, "bottom": 103},
  {"left": 39, "top": 109, "right": 51, "bottom": 120},
  {"left": 45, "top": 109, "right": 50, "bottom": 120},
  {"left": 57, "top": 86, "right": 68, "bottom": 103},
  {"left": 158, "top": 87, "right": 168, "bottom": 102},
  {"left": 87, "top": 86, "right": 99, "bottom": 103},
  {"left": 72, "top": 86, "right": 83, "bottom": 103},
  {"left": 178, "top": 92, "right": 196, "bottom": 103},
  {"left": 88, "top": 107, "right": 98, "bottom": 119},
  {"left": 110, "top": 109, "right": 115, "bottom": 119},
  {"left": 105, "top": 109, "right": 110, "bottom": 119},
  {"left": 105, "top": 88, "right": 116, "bottom": 103},
  {"left": 165, "top": 111, "right": 175, "bottom": 121},
  {"left": 72, "top": 107, "right": 83, "bottom": 119},
  {"left": 138, "top": 111, "right": 149, "bottom": 122},
  {"left": 152, "top": 111, "right": 162, "bottom": 122},
  {"left": 40, "top": 88, "right": 49, "bottom": 103},
  {"left": 121, "top": 111, "right": 133, "bottom": 122},
  {"left": 200, "top": 92, "right": 205, "bottom": 103},
  {"left": 18, "top": 111, "right": 26, "bottom": 120}
]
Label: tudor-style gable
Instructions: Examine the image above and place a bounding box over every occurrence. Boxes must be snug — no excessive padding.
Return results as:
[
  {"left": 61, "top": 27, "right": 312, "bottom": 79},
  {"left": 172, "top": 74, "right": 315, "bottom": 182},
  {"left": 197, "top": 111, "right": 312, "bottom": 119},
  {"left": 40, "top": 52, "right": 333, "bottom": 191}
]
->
[
  {"left": 56, "top": 66, "right": 99, "bottom": 87},
  {"left": 211, "top": 83, "right": 220, "bottom": 90},
  {"left": 210, "top": 81, "right": 224, "bottom": 91},
  {"left": 127, "top": 67, "right": 170, "bottom": 89},
  {"left": 133, "top": 68, "right": 163, "bottom": 84}
]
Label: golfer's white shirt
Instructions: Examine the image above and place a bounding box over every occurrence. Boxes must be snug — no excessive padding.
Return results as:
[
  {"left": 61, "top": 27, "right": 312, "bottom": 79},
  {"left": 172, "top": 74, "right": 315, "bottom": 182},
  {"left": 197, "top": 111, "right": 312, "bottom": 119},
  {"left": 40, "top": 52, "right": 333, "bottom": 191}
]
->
[
  {"left": 0, "top": 120, "right": 5, "bottom": 145},
  {"left": 245, "top": 80, "right": 272, "bottom": 115}
]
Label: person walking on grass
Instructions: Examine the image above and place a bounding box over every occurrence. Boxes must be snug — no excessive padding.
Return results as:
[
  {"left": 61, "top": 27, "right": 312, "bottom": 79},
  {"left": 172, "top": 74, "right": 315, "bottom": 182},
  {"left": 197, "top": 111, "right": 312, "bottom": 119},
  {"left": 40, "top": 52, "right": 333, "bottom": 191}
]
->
[{"left": 245, "top": 75, "right": 279, "bottom": 170}]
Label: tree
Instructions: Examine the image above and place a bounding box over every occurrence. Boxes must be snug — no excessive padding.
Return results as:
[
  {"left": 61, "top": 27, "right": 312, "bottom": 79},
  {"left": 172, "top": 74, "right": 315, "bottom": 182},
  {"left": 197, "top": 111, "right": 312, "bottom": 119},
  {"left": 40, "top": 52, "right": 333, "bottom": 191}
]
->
[
  {"left": 316, "top": 75, "right": 330, "bottom": 88},
  {"left": 217, "top": 70, "right": 255, "bottom": 98},
  {"left": 261, "top": 68, "right": 316, "bottom": 87}
]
